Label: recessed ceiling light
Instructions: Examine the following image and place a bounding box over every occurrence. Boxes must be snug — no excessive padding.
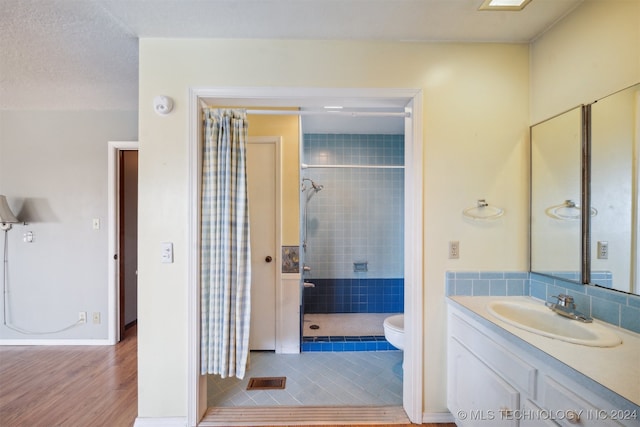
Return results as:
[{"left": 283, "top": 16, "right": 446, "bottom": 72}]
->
[{"left": 478, "top": 0, "right": 533, "bottom": 11}]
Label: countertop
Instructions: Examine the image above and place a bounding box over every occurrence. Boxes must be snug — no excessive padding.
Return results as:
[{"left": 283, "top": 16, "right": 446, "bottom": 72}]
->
[{"left": 447, "top": 295, "right": 640, "bottom": 407}]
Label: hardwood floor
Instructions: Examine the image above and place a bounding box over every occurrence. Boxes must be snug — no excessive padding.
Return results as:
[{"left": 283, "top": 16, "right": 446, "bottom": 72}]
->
[
  {"left": 0, "top": 326, "right": 138, "bottom": 427},
  {"left": 0, "top": 327, "right": 455, "bottom": 427}
]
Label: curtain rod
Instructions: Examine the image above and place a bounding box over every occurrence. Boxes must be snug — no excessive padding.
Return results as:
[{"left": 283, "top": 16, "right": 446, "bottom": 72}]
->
[
  {"left": 301, "top": 163, "right": 404, "bottom": 169},
  {"left": 245, "top": 109, "right": 410, "bottom": 118}
]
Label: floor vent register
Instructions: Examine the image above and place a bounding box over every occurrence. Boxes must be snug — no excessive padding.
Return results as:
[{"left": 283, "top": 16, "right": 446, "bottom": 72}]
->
[{"left": 246, "top": 376, "right": 286, "bottom": 390}]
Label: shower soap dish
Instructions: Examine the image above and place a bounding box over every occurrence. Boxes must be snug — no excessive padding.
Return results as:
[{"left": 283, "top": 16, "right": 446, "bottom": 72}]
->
[
  {"left": 462, "top": 199, "right": 504, "bottom": 220},
  {"left": 353, "top": 261, "right": 368, "bottom": 272}
]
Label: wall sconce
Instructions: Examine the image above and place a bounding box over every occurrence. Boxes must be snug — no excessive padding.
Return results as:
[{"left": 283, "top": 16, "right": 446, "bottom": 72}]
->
[
  {"left": 0, "top": 195, "right": 20, "bottom": 231},
  {"left": 153, "top": 95, "right": 174, "bottom": 115}
]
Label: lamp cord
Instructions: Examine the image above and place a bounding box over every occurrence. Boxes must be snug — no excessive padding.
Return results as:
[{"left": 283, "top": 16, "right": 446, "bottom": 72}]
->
[{"left": 3, "top": 229, "right": 84, "bottom": 335}]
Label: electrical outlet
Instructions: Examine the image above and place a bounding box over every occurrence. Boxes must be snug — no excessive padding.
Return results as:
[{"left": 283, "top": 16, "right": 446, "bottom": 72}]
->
[
  {"left": 449, "top": 241, "right": 460, "bottom": 259},
  {"left": 597, "top": 241, "right": 609, "bottom": 259},
  {"left": 78, "top": 312, "right": 87, "bottom": 323},
  {"left": 161, "top": 242, "right": 174, "bottom": 263},
  {"left": 92, "top": 312, "right": 101, "bottom": 324}
]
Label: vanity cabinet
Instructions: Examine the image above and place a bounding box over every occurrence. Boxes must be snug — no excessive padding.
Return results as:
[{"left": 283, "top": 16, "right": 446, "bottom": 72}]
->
[{"left": 447, "top": 304, "right": 633, "bottom": 426}]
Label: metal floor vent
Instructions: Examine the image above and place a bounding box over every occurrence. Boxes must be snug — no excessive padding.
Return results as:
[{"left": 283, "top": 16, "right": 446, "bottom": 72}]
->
[{"left": 246, "top": 376, "right": 286, "bottom": 390}]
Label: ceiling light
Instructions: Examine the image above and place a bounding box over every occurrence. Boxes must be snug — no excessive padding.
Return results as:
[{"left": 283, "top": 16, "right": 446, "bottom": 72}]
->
[
  {"left": 478, "top": 0, "right": 533, "bottom": 11},
  {"left": 323, "top": 106, "right": 343, "bottom": 110}
]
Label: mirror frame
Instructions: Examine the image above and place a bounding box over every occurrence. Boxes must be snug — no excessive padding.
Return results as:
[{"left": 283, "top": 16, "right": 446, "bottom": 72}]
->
[
  {"left": 529, "top": 105, "right": 589, "bottom": 285},
  {"left": 582, "top": 104, "right": 590, "bottom": 285}
]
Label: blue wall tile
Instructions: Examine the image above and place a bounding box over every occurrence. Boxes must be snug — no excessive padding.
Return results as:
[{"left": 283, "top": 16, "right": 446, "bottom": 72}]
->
[
  {"left": 490, "top": 279, "right": 507, "bottom": 296},
  {"left": 620, "top": 305, "right": 640, "bottom": 334},
  {"left": 590, "top": 297, "right": 620, "bottom": 325},
  {"left": 454, "top": 280, "right": 473, "bottom": 296},
  {"left": 587, "top": 285, "right": 628, "bottom": 305},
  {"left": 530, "top": 280, "right": 547, "bottom": 300},
  {"left": 473, "top": 279, "right": 491, "bottom": 296},
  {"left": 506, "top": 279, "right": 525, "bottom": 296},
  {"left": 446, "top": 270, "right": 639, "bottom": 333},
  {"left": 302, "top": 133, "right": 404, "bottom": 280},
  {"left": 303, "top": 278, "right": 404, "bottom": 314},
  {"left": 480, "top": 272, "right": 504, "bottom": 279}
]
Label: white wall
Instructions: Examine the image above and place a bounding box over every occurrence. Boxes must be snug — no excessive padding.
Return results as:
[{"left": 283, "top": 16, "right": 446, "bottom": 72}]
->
[
  {"left": 0, "top": 110, "right": 138, "bottom": 341},
  {"left": 137, "top": 39, "right": 530, "bottom": 418}
]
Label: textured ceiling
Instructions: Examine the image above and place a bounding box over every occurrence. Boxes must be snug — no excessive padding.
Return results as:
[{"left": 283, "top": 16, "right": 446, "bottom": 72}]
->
[{"left": 0, "top": 0, "right": 583, "bottom": 110}]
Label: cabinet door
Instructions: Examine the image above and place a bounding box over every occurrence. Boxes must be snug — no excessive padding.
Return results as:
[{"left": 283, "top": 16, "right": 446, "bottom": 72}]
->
[
  {"left": 448, "top": 338, "right": 519, "bottom": 426},
  {"left": 521, "top": 399, "right": 559, "bottom": 427}
]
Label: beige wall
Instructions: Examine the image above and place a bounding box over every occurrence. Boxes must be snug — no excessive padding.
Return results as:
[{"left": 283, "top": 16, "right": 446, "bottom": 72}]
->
[
  {"left": 530, "top": 0, "right": 640, "bottom": 123},
  {"left": 247, "top": 112, "right": 300, "bottom": 245},
  {"left": 137, "top": 39, "right": 529, "bottom": 417},
  {"left": 137, "top": 0, "right": 640, "bottom": 420},
  {"left": 530, "top": 0, "right": 640, "bottom": 294}
]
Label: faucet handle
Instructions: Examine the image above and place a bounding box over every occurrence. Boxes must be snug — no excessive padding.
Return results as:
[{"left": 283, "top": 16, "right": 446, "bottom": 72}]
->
[{"left": 552, "top": 294, "right": 575, "bottom": 308}]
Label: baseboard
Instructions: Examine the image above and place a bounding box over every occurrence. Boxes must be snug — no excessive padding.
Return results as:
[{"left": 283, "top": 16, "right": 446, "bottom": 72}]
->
[
  {"left": 0, "top": 339, "right": 112, "bottom": 346},
  {"left": 423, "top": 411, "right": 455, "bottom": 423},
  {"left": 133, "top": 416, "right": 187, "bottom": 427}
]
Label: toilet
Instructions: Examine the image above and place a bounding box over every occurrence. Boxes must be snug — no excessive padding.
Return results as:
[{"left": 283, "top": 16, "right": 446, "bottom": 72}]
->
[{"left": 383, "top": 314, "right": 404, "bottom": 350}]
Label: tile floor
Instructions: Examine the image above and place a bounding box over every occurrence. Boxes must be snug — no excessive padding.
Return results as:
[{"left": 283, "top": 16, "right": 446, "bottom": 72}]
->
[{"left": 207, "top": 350, "right": 403, "bottom": 407}]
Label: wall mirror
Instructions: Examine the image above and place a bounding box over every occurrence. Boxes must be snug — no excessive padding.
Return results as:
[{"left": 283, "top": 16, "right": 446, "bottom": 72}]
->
[
  {"left": 530, "top": 106, "right": 584, "bottom": 283},
  {"left": 530, "top": 83, "right": 640, "bottom": 296},
  {"left": 590, "top": 83, "right": 639, "bottom": 295}
]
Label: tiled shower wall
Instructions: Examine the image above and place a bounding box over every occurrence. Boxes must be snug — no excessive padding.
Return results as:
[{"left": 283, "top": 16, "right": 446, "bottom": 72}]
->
[{"left": 302, "top": 133, "right": 404, "bottom": 313}]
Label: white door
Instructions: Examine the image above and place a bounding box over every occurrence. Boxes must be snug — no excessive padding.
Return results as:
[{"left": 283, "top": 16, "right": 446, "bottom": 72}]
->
[{"left": 247, "top": 139, "right": 277, "bottom": 350}]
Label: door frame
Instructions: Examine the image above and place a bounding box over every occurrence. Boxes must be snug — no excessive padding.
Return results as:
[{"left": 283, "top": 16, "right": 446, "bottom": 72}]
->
[
  {"left": 187, "top": 87, "right": 423, "bottom": 425},
  {"left": 107, "top": 140, "right": 139, "bottom": 344},
  {"left": 247, "top": 136, "right": 283, "bottom": 351}
]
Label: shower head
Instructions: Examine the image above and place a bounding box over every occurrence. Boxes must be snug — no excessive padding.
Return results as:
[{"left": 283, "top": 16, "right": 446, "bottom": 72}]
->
[{"left": 301, "top": 178, "right": 323, "bottom": 192}]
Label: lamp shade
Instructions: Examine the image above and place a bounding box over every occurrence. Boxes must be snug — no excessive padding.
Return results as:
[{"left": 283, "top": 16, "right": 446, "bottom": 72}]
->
[{"left": 0, "top": 195, "right": 19, "bottom": 224}]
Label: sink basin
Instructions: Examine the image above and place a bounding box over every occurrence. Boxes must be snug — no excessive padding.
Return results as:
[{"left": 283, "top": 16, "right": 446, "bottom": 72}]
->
[{"left": 486, "top": 300, "right": 622, "bottom": 347}]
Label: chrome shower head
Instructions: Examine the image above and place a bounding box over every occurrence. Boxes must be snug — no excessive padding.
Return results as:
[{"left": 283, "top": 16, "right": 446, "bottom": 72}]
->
[{"left": 302, "top": 178, "right": 323, "bottom": 192}]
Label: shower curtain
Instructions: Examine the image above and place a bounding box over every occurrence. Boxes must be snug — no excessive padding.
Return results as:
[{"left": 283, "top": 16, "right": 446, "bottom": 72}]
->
[{"left": 200, "top": 108, "right": 251, "bottom": 378}]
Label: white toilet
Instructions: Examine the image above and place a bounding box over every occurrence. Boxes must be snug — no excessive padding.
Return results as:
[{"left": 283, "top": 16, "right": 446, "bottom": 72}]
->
[{"left": 383, "top": 314, "right": 404, "bottom": 350}]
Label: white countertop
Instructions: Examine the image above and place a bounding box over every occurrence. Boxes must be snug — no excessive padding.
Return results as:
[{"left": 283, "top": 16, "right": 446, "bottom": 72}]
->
[{"left": 448, "top": 295, "right": 640, "bottom": 407}]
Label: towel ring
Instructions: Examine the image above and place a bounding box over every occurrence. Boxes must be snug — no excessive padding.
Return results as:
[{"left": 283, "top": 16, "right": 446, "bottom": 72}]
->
[
  {"left": 462, "top": 199, "right": 504, "bottom": 220},
  {"left": 545, "top": 200, "right": 597, "bottom": 220}
]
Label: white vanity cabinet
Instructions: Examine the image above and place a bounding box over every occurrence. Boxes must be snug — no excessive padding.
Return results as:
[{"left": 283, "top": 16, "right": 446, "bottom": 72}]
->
[
  {"left": 447, "top": 303, "right": 636, "bottom": 427},
  {"left": 448, "top": 338, "right": 519, "bottom": 426}
]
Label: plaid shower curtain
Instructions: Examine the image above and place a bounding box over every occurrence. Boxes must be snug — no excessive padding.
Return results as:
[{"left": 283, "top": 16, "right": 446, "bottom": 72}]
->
[{"left": 200, "top": 108, "right": 251, "bottom": 378}]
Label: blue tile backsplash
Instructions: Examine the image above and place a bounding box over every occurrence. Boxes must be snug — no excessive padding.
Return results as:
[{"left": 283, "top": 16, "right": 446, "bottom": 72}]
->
[{"left": 446, "top": 271, "right": 640, "bottom": 334}]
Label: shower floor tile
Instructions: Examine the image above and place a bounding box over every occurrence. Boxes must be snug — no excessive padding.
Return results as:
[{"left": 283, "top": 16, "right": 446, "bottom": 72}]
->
[
  {"left": 207, "top": 351, "right": 403, "bottom": 407},
  {"left": 303, "top": 313, "right": 398, "bottom": 337}
]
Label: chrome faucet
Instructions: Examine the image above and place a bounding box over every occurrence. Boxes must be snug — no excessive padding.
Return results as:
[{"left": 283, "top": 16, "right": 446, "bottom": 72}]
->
[{"left": 545, "top": 294, "right": 593, "bottom": 323}]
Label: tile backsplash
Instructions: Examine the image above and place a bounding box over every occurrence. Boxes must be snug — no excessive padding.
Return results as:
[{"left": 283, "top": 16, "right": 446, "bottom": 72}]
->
[{"left": 446, "top": 271, "right": 640, "bottom": 334}]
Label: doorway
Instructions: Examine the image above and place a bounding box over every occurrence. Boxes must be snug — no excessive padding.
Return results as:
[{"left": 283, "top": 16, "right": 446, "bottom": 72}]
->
[
  {"left": 108, "top": 141, "right": 139, "bottom": 344},
  {"left": 188, "top": 87, "right": 423, "bottom": 425},
  {"left": 119, "top": 150, "right": 138, "bottom": 338}
]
